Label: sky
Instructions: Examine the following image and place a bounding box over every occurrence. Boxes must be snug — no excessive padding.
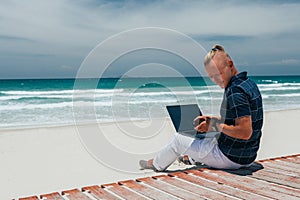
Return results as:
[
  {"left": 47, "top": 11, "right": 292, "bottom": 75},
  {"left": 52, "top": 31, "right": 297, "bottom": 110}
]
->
[{"left": 1, "top": 0, "right": 300, "bottom": 79}]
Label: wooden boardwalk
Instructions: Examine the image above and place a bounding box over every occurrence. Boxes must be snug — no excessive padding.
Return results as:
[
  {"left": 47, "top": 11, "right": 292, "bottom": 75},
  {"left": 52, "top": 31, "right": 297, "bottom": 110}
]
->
[{"left": 18, "top": 154, "right": 300, "bottom": 200}]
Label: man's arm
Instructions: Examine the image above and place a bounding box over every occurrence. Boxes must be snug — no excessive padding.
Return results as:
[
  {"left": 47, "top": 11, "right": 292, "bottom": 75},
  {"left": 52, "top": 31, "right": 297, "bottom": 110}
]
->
[{"left": 217, "top": 116, "right": 252, "bottom": 140}]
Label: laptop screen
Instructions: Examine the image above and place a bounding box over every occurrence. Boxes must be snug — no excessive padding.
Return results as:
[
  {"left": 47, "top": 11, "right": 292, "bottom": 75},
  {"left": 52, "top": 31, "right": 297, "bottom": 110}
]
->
[{"left": 166, "top": 104, "right": 202, "bottom": 132}]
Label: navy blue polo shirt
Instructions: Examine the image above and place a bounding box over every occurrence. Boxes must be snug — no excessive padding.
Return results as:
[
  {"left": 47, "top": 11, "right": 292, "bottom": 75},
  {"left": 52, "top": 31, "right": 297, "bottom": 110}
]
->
[{"left": 218, "top": 72, "right": 263, "bottom": 165}]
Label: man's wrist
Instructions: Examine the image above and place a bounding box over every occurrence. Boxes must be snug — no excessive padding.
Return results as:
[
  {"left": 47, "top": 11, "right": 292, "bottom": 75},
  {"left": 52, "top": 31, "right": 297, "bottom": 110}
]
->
[
  {"left": 211, "top": 118, "right": 220, "bottom": 131},
  {"left": 216, "top": 122, "right": 223, "bottom": 132}
]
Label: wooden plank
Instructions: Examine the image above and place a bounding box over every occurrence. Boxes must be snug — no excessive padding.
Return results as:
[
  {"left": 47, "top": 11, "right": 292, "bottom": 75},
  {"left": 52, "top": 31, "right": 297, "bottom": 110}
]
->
[
  {"left": 261, "top": 154, "right": 300, "bottom": 161},
  {"left": 264, "top": 184, "right": 300, "bottom": 198},
  {"left": 291, "top": 155, "right": 300, "bottom": 160},
  {"left": 261, "top": 163, "right": 299, "bottom": 177},
  {"left": 40, "top": 192, "right": 64, "bottom": 200},
  {"left": 61, "top": 189, "right": 91, "bottom": 200},
  {"left": 291, "top": 156, "right": 300, "bottom": 162},
  {"left": 260, "top": 161, "right": 300, "bottom": 176},
  {"left": 273, "top": 159, "right": 300, "bottom": 169},
  {"left": 157, "top": 174, "right": 238, "bottom": 200},
  {"left": 205, "top": 169, "right": 300, "bottom": 199},
  {"left": 102, "top": 183, "right": 147, "bottom": 200},
  {"left": 170, "top": 172, "right": 270, "bottom": 200},
  {"left": 190, "top": 169, "right": 295, "bottom": 199},
  {"left": 119, "top": 179, "right": 177, "bottom": 200},
  {"left": 19, "top": 196, "right": 39, "bottom": 200},
  {"left": 251, "top": 169, "right": 300, "bottom": 189},
  {"left": 137, "top": 177, "right": 203, "bottom": 200},
  {"left": 282, "top": 156, "right": 300, "bottom": 164},
  {"left": 281, "top": 157, "right": 300, "bottom": 165},
  {"left": 292, "top": 158, "right": 300, "bottom": 164},
  {"left": 196, "top": 169, "right": 300, "bottom": 199},
  {"left": 16, "top": 154, "right": 300, "bottom": 200},
  {"left": 82, "top": 185, "right": 120, "bottom": 200}
]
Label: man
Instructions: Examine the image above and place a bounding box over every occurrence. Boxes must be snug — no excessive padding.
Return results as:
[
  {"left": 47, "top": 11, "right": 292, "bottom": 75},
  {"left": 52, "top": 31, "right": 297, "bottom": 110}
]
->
[{"left": 140, "top": 44, "right": 263, "bottom": 171}]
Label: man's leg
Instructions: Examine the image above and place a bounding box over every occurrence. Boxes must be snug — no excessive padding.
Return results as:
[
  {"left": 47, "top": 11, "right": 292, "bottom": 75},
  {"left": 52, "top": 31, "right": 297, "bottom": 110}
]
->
[
  {"left": 142, "top": 133, "right": 245, "bottom": 171},
  {"left": 186, "top": 137, "right": 250, "bottom": 170},
  {"left": 152, "top": 133, "right": 196, "bottom": 171}
]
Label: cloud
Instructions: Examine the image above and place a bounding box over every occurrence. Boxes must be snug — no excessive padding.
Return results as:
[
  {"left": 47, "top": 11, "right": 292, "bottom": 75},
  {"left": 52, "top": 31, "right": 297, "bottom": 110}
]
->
[
  {"left": 191, "top": 34, "right": 253, "bottom": 42},
  {"left": 0, "top": 0, "right": 300, "bottom": 78},
  {"left": 0, "top": 35, "right": 36, "bottom": 42},
  {"left": 2, "top": 0, "right": 300, "bottom": 45},
  {"left": 259, "top": 59, "right": 300, "bottom": 66}
]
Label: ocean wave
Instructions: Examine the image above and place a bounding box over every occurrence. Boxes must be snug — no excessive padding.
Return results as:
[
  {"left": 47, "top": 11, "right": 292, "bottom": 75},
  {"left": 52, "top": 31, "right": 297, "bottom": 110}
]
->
[
  {"left": 2, "top": 90, "right": 75, "bottom": 95},
  {"left": 0, "top": 95, "right": 73, "bottom": 101},
  {"left": 121, "top": 99, "right": 179, "bottom": 105},
  {"left": 262, "top": 93, "right": 300, "bottom": 99},
  {"left": 259, "top": 86, "right": 300, "bottom": 92},
  {"left": 261, "top": 80, "right": 279, "bottom": 84},
  {"left": 111, "top": 89, "right": 222, "bottom": 97},
  {"left": 0, "top": 89, "right": 125, "bottom": 101},
  {"left": 0, "top": 102, "right": 72, "bottom": 111},
  {"left": 0, "top": 100, "right": 117, "bottom": 111},
  {"left": 1, "top": 88, "right": 222, "bottom": 101},
  {"left": 258, "top": 83, "right": 300, "bottom": 88},
  {"left": 1, "top": 88, "right": 124, "bottom": 96}
]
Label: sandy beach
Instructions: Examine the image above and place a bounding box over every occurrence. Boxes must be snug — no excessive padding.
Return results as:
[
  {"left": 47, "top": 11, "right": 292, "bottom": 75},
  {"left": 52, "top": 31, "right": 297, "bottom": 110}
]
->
[{"left": 1, "top": 109, "right": 299, "bottom": 199}]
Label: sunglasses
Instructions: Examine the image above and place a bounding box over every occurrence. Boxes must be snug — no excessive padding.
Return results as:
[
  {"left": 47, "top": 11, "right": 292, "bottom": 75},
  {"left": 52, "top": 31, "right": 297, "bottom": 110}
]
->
[{"left": 211, "top": 47, "right": 221, "bottom": 52}]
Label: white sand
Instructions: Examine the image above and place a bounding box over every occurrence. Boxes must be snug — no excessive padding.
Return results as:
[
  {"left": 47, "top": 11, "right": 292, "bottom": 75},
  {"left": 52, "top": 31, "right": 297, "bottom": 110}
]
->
[{"left": 1, "top": 109, "right": 299, "bottom": 199}]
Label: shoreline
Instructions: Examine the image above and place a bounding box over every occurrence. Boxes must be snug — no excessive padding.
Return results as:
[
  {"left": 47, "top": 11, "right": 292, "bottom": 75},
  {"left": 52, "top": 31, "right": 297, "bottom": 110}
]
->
[
  {"left": 1, "top": 107, "right": 300, "bottom": 132},
  {"left": 1, "top": 109, "right": 299, "bottom": 199},
  {"left": 0, "top": 117, "right": 167, "bottom": 132}
]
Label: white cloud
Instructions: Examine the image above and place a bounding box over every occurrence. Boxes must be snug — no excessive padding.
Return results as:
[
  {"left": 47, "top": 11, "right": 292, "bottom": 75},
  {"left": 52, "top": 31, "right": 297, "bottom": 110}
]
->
[
  {"left": 2, "top": 0, "right": 300, "bottom": 44},
  {"left": 0, "top": 0, "right": 300, "bottom": 77},
  {"left": 259, "top": 58, "right": 300, "bottom": 66}
]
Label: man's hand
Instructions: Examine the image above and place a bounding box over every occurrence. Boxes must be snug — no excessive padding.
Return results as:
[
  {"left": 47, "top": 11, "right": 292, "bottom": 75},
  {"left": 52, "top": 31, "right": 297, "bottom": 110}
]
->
[{"left": 193, "top": 116, "right": 217, "bottom": 133}]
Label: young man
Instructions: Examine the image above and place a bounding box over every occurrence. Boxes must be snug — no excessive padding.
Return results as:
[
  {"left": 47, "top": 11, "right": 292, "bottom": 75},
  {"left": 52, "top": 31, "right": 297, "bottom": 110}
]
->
[{"left": 140, "top": 44, "right": 263, "bottom": 171}]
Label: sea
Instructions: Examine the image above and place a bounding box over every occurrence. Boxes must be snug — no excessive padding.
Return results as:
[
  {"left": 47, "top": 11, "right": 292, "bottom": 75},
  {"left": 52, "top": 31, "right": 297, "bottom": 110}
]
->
[{"left": 1, "top": 76, "right": 300, "bottom": 129}]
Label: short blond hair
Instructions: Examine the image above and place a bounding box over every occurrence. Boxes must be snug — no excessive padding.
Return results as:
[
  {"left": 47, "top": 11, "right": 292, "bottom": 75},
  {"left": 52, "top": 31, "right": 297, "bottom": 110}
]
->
[{"left": 204, "top": 44, "right": 231, "bottom": 66}]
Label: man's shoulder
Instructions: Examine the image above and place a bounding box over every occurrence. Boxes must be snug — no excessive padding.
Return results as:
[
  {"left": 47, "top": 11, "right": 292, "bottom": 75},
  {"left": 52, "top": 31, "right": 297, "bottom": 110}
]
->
[{"left": 233, "top": 77, "right": 258, "bottom": 93}]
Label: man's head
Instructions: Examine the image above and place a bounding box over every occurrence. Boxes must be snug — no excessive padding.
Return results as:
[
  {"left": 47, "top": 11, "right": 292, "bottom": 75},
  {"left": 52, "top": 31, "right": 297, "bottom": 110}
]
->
[{"left": 204, "top": 45, "right": 238, "bottom": 88}]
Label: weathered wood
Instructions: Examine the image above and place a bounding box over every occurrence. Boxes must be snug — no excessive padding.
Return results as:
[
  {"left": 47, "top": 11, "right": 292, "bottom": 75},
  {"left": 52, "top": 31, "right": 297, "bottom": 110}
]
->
[
  {"left": 208, "top": 168, "right": 300, "bottom": 199},
  {"left": 137, "top": 177, "right": 203, "bottom": 200},
  {"left": 209, "top": 170, "right": 300, "bottom": 198},
  {"left": 61, "top": 189, "right": 91, "bottom": 200},
  {"left": 17, "top": 154, "right": 300, "bottom": 200},
  {"left": 251, "top": 169, "right": 300, "bottom": 189},
  {"left": 82, "top": 185, "right": 120, "bottom": 200},
  {"left": 119, "top": 179, "right": 177, "bottom": 200},
  {"left": 102, "top": 183, "right": 147, "bottom": 200},
  {"left": 19, "top": 196, "right": 39, "bottom": 200},
  {"left": 157, "top": 174, "right": 237, "bottom": 200},
  {"left": 260, "top": 161, "right": 300, "bottom": 176},
  {"left": 40, "top": 192, "right": 64, "bottom": 200},
  {"left": 274, "top": 159, "right": 300, "bottom": 168},
  {"left": 170, "top": 171, "right": 270, "bottom": 200},
  {"left": 281, "top": 157, "right": 300, "bottom": 164},
  {"left": 192, "top": 169, "right": 295, "bottom": 199}
]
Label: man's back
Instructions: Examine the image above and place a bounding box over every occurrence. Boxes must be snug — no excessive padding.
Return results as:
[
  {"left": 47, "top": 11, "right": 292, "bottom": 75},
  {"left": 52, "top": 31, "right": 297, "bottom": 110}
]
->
[{"left": 218, "top": 71, "right": 263, "bottom": 165}]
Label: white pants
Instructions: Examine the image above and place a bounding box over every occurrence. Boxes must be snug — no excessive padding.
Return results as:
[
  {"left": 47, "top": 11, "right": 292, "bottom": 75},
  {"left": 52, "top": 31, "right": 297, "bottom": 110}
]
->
[{"left": 153, "top": 133, "right": 251, "bottom": 171}]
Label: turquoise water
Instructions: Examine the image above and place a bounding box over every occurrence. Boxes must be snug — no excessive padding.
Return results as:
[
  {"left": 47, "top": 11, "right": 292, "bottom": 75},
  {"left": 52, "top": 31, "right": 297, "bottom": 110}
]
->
[{"left": 1, "top": 76, "right": 300, "bottom": 129}]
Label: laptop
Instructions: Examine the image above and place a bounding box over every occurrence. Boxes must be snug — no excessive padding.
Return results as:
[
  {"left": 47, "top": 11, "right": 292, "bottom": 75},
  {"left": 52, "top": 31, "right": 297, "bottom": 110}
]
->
[{"left": 166, "top": 104, "right": 219, "bottom": 138}]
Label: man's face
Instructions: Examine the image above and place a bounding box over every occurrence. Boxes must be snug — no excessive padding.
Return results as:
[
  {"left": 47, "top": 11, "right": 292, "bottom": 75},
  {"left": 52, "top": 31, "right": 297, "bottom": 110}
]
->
[{"left": 205, "top": 54, "right": 233, "bottom": 89}]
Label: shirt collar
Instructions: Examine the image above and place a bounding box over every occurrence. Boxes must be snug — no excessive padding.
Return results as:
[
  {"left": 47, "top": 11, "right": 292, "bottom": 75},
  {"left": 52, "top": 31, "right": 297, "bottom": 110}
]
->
[{"left": 226, "top": 71, "right": 248, "bottom": 88}]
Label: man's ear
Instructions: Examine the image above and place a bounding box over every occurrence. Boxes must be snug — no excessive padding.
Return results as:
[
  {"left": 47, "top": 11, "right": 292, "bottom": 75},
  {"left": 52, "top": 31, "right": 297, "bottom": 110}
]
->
[{"left": 228, "top": 60, "right": 233, "bottom": 68}]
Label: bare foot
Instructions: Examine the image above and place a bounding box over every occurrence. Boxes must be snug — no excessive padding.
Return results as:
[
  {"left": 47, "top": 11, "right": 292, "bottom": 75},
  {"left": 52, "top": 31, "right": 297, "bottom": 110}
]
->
[{"left": 139, "top": 159, "right": 157, "bottom": 171}]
